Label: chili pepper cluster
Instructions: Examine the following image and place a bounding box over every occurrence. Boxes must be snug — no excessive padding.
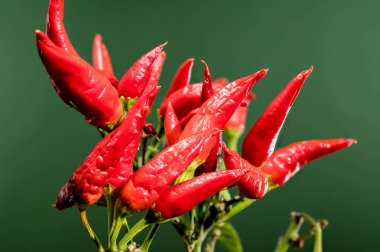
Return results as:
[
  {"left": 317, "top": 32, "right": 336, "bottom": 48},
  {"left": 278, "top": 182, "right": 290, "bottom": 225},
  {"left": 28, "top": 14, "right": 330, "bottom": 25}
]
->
[{"left": 36, "top": 1, "right": 356, "bottom": 251}]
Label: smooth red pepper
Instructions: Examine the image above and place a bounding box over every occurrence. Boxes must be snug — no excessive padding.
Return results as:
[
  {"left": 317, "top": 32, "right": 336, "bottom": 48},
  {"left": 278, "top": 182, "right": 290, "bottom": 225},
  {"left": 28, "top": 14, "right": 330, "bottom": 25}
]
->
[
  {"left": 120, "top": 130, "right": 216, "bottom": 211},
  {"left": 154, "top": 169, "right": 249, "bottom": 219},
  {"left": 118, "top": 43, "right": 166, "bottom": 98},
  {"left": 197, "top": 61, "right": 222, "bottom": 173},
  {"left": 261, "top": 139, "right": 357, "bottom": 186},
  {"left": 164, "top": 102, "right": 183, "bottom": 146},
  {"left": 46, "top": 0, "right": 78, "bottom": 56},
  {"left": 225, "top": 92, "right": 255, "bottom": 134},
  {"left": 54, "top": 84, "right": 159, "bottom": 210},
  {"left": 179, "top": 69, "right": 268, "bottom": 161},
  {"left": 162, "top": 58, "right": 194, "bottom": 101},
  {"left": 92, "top": 34, "right": 119, "bottom": 87},
  {"left": 36, "top": 30, "right": 123, "bottom": 127},
  {"left": 222, "top": 144, "right": 268, "bottom": 199},
  {"left": 242, "top": 68, "right": 313, "bottom": 167}
]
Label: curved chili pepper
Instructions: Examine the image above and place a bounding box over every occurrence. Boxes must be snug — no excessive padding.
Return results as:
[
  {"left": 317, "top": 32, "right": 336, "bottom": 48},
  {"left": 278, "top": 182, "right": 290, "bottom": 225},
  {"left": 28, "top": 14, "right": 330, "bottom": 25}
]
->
[
  {"left": 36, "top": 30, "right": 123, "bottom": 127},
  {"left": 197, "top": 61, "right": 221, "bottom": 174},
  {"left": 163, "top": 58, "right": 194, "bottom": 100},
  {"left": 222, "top": 144, "right": 268, "bottom": 199},
  {"left": 225, "top": 92, "right": 255, "bottom": 134},
  {"left": 242, "top": 68, "right": 313, "bottom": 167},
  {"left": 120, "top": 130, "right": 216, "bottom": 211},
  {"left": 92, "top": 34, "right": 118, "bottom": 87},
  {"left": 154, "top": 169, "right": 249, "bottom": 219},
  {"left": 261, "top": 138, "right": 357, "bottom": 186},
  {"left": 46, "top": 0, "right": 78, "bottom": 56},
  {"left": 179, "top": 69, "right": 268, "bottom": 161},
  {"left": 164, "top": 102, "right": 183, "bottom": 146},
  {"left": 160, "top": 81, "right": 226, "bottom": 120},
  {"left": 118, "top": 43, "right": 166, "bottom": 98},
  {"left": 55, "top": 84, "right": 159, "bottom": 210}
]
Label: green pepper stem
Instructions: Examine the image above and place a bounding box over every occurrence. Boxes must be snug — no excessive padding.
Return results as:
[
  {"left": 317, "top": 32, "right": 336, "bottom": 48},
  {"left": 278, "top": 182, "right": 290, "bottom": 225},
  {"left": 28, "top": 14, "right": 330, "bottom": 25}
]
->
[
  {"left": 313, "top": 223, "right": 323, "bottom": 252},
  {"left": 78, "top": 207, "right": 105, "bottom": 252},
  {"left": 136, "top": 224, "right": 160, "bottom": 252},
  {"left": 118, "top": 218, "right": 149, "bottom": 250},
  {"left": 217, "top": 198, "right": 255, "bottom": 223}
]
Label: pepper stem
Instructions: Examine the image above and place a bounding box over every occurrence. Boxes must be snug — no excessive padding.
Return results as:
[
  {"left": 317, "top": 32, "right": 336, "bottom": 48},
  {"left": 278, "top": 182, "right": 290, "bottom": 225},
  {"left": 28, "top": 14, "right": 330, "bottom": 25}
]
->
[
  {"left": 118, "top": 218, "right": 149, "bottom": 250},
  {"left": 78, "top": 206, "right": 105, "bottom": 252},
  {"left": 136, "top": 224, "right": 160, "bottom": 252}
]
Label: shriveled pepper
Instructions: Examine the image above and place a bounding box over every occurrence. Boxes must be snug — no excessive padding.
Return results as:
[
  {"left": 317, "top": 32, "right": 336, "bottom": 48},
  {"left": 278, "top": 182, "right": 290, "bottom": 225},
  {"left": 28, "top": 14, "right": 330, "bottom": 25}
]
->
[
  {"left": 54, "top": 83, "right": 159, "bottom": 210},
  {"left": 162, "top": 58, "right": 194, "bottom": 101},
  {"left": 92, "top": 34, "right": 118, "bottom": 87},
  {"left": 242, "top": 68, "right": 313, "bottom": 167},
  {"left": 120, "top": 130, "right": 217, "bottom": 211},
  {"left": 36, "top": 30, "right": 123, "bottom": 127},
  {"left": 222, "top": 144, "right": 268, "bottom": 199},
  {"left": 46, "top": 0, "right": 78, "bottom": 56},
  {"left": 154, "top": 169, "right": 249, "bottom": 219},
  {"left": 179, "top": 69, "right": 268, "bottom": 161},
  {"left": 118, "top": 43, "right": 166, "bottom": 98},
  {"left": 261, "top": 138, "right": 357, "bottom": 186},
  {"left": 164, "top": 102, "right": 183, "bottom": 146}
]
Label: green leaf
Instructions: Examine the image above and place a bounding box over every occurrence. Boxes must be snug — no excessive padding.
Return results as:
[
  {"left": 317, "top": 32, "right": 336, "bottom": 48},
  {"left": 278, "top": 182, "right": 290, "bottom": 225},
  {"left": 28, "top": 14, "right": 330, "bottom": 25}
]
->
[{"left": 218, "top": 222, "right": 243, "bottom": 252}]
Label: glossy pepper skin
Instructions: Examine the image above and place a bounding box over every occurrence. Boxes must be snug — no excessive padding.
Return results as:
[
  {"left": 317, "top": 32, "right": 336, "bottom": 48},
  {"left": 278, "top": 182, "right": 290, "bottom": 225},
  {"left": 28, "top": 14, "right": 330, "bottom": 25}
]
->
[
  {"left": 120, "top": 130, "right": 216, "bottom": 211},
  {"left": 54, "top": 84, "right": 159, "bottom": 210},
  {"left": 222, "top": 144, "right": 268, "bottom": 199},
  {"left": 46, "top": 0, "right": 78, "bottom": 56},
  {"left": 225, "top": 92, "right": 255, "bottom": 134},
  {"left": 92, "top": 34, "right": 119, "bottom": 87},
  {"left": 36, "top": 31, "right": 123, "bottom": 127},
  {"left": 179, "top": 69, "right": 268, "bottom": 161},
  {"left": 164, "top": 102, "right": 183, "bottom": 146},
  {"left": 197, "top": 61, "right": 222, "bottom": 173},
  {"left": 118, "top": 43, "right": 166, "bottom": 98},
  {"left": 154, "top": 169, "right": 249, "bottom": 219},
  {"left": 242, "top": 68, "right": 313, "bottom": 167},
  {"left": 162, "top": 58, "right": 194, "bottom": 101},
  {"left": 261, "top": 139, "right": 357, "bottom": 186}
]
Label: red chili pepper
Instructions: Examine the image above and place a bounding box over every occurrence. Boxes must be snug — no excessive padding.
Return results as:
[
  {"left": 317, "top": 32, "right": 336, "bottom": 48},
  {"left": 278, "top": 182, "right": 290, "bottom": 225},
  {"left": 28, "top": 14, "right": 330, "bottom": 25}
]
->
[
  {"left": 163, "top": 58, "right": 194, "bottom": 100},
  {"left": 179, "top": 69, "right": 268, "bottom": 161},
  {"left": 46, "top": 0, "right": 78, "bottom": 56},
  {"left": 92, "top": 34, "right": 119, "bottom": 87},
  {"left": 164, "top": 102, "right": 183, "bottom": 146},
  {"left": 159, "top": 83, "right": 222, "bottom": 120},
  {"left": 178, "top": 108, "right": 198, "bottom": 128},
  {"left": 242, "top": 68, "right": 313, "bottom": 167},
  {"left": 118, "top": 43, "right": 166, "bottom": 98},
  {"left": 261, "top": 139, "right": 357, "bottom": 186},
  {"left": 54, "top": 84, "right": 159, "bottom": 210},
  {"left": 222, "top": 144, "right": 268, "bottom": 199},
  {"left": 225, "top": 92, "right": 255, "bottom": 134},
  {"left": 36, "top": 30, "right": 123, "bottom": 127},
  {"left": 120, "top": 130, "right": 216, "bottom": 211},
  {"left": 154, "top": 169, "right": 249, "bottom": 219},
  {"left": 197, "top": 61, "right": 221, "bottom": 174}
]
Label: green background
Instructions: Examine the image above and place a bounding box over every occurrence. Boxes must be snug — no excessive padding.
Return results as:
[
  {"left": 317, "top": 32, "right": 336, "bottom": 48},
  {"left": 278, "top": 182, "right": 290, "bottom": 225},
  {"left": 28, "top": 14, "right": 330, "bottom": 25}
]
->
[{"left": 0, "top": 0, "right": 378, "bottom": 251}]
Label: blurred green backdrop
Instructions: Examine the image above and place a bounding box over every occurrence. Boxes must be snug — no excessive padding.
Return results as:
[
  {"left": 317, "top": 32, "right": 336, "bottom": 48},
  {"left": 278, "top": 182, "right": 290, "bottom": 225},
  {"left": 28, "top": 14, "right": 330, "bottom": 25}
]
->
[{"left": 0, "top": 0, "right": 378, "bottom": 251}]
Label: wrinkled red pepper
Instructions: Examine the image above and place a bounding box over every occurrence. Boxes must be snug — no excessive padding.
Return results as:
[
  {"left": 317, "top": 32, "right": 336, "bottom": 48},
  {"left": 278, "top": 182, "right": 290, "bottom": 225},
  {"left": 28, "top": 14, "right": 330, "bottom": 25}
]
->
[
  {"left": 120, "top": 130, "right": 216, "bottom": 211},
  {"left": 36, "top": 30, "right": 123, "bottom": 127},
  {"left": 179, "top": 69, "right": 268, "bottom": 161},
  {"left": 242, "top": 68, "right": 313, "bottom": 167},
  {"left": 92, "top": 34, "right": 119, "bottom": 87},
  {"left": 261, "top": 139, "right": 357, "bottom": 186},
  {"left": 117, "top": 43, "right": 166, "bottom": 98},
  {"left": 222, "top": 144, "right": 268, "bottom": 199},
  {"left": 164, "top": 102, "right": 183, "bottom": 146},
  {"left": 54, "top": 84, "right": 159, "bottom": 210},
  {"left": 154, "top": 169, "right": 249, "bottom": 219},
  {"left": 46, "top": 0, "right": 78, "bottom": 56}
]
